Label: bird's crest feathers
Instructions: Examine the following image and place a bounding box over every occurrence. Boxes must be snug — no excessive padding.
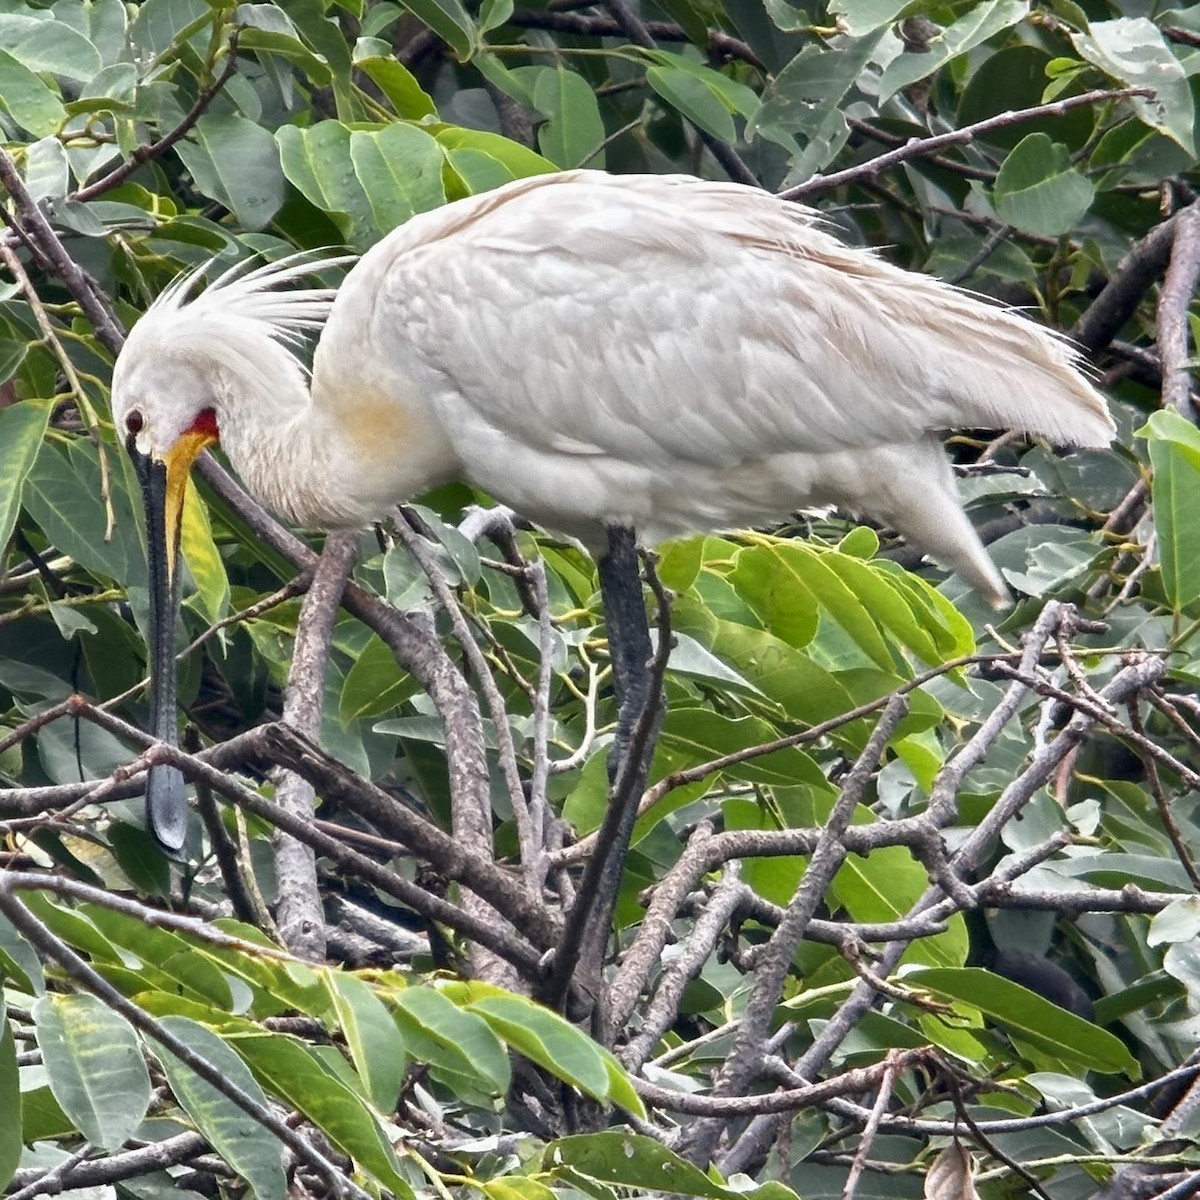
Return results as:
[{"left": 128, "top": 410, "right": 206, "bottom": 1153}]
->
[{"left": 142, "top": 250, "right": 358, "bottom": 349}]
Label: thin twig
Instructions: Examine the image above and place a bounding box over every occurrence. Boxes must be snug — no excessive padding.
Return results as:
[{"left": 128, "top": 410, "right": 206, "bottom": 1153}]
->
[{"left": 785, "top": 89, "right": 1153, "bottom": 202}]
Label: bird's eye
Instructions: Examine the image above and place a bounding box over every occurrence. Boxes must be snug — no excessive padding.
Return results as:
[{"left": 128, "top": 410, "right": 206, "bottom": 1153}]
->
[{"left": 125, "top": 410, "right": 145, "bottom": 436}]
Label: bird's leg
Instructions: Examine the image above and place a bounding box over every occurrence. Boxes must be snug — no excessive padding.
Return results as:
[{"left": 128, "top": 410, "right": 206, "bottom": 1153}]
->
[{"left": 540, "top": 525, "right": 668, "bottom": 1034}]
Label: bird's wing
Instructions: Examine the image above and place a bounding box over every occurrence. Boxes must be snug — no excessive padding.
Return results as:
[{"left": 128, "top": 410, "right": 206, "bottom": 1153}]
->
[{"left": 353, "top": 171, "right": 1113, "bottom": 472}]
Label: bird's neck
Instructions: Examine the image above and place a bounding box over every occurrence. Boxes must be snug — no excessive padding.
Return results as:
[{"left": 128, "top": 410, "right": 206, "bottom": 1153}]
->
[{"left": 215, "top": 331, "right": 457, "bottom": 530}]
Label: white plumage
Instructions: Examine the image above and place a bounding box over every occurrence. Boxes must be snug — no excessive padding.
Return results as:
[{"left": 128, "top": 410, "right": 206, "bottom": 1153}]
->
[{"left": 113, "top": 169, "right": 1114, "bottom": 606}]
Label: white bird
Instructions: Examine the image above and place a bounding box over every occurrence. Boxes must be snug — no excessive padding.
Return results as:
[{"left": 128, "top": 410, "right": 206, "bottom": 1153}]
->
[{"left": 111, "top": 169, "right": 1114, "bottom": 858}]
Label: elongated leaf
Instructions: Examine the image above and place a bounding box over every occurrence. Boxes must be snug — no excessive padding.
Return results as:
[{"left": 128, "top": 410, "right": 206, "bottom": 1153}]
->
[
  {"left": 647, "top": 64, "right": 736, "bottom": 141},
  {"left": 179, "top": 473, "right": 229, "bottom": 625},
  {"left": 0, "top": 399, "right": 49, "bottom": 552},
  {"left": 547, "top": 1133, "right": 798, "bottom": 1200},
  {"left": 532, "top": 67, "right": 606, "bottom": 169},
  {"left": 176, "top": 114, "right": 284, "bottom": 231},
  {"left": 353, "top": 40, "right": 436, "bottom": 118},
  {"left": 0, "top": 911, "right": 44, "bottom": 995},
  {"left": 1141, "top": 410, "right": 1200, "bottom": 611},
  {"left": 325, "top": 971, "right": 407, "bottom": 1113},
  {"left": 0, "top": 1007, "right": 19, "bottom": 1191},
  {"left": 393, "top": 986, "right": 510, "bottom": 1095},
  {"left": 397, "top": 0, "right": 475, "bottom": 57},
  {"left": 470, "top": 994, "right": 610, "bottom": 1101},
  {"left": 233, "top": 1031, "right": 415, "bottom": 1197},
  {"left": 81, "top": 904, "right": 234, "bottom": 1008},
  {"left": 156, "top": 1017, "right": 286, "bottom": 1200},
  {"left": 906, "top": 968, "right": 1139, "bottom": 1076},
  {"left": 33, "top": 993, "right": 151, "bottom": 1150}
]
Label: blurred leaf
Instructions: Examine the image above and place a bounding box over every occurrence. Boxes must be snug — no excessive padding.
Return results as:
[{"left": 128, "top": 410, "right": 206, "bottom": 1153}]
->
[
  {"left": 0, "top": 398, "right": 49, "bottom": 551},
  {"left": 1141, "top": 410, "right": 1200, "bottom": 612},
  {"left": 0, "top": 1007, "right": 19, "bottom": 1191},
  {"left": 155, "top": 1017, "right": 287, "bottom": 1200},
  {"left": 1072, "top": 18, "right": 1195, "bottom": 154},
  {"left": 907, "top": 968, "right": 1139, "bottom": 1076},
  {"left": 0, "top": 47, "right": 65, "bottom": 136},
  {"left": 879, "top": 0, "right": 1029, "bottom": 104},
  {"left": 325, "top": 971, "right": 407, "bottom": 1113},
  {"left": 33, "top": 993, "right": 151, "bottom": 1150}
]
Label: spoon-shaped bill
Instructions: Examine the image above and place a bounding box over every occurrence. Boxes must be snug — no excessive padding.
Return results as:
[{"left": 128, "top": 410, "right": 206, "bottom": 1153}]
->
[{"left": 129, "top": 435, "right": 195, "bottom": 856}]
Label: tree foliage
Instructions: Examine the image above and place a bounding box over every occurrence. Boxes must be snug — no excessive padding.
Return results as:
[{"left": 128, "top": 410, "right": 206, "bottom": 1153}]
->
[{"left": 0, "top": 0, "right": 1199, "bottom": 1197}]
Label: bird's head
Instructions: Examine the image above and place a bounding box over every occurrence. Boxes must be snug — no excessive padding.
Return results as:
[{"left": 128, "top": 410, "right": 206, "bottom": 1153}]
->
[{"left": 112, "top": 252, "right": 349, "bottom": 854}]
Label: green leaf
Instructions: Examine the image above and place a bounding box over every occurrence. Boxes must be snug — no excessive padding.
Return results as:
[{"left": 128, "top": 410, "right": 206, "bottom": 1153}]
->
[
  {"left": 1072, "top": 18, "right": 1195, "bottom": 155},
  {"left": 0, "top": 1007, "right": 19, "bottom": 1191},
  {"left": 155, "top": 1017, "right": 287, "bottom": 1200},
  {"left": 349, "top": 122, "right": 446, "bottom": 234},
  {"left": 180, "top": 474, "right": 230, "bottom": 625},
  {"left": 352, "top": 42, "right": 436, "bottom": 118},
  {"left": 1140, "top": 410, "right": 1200, "bottom": 611},
  {"left": 878, "top": 0, "right": 1029, "bottom": 104},
  {"left": 0, "top": 399, "right": 49, "bottom": 553},
  {"left": 393, "top": 986, "right": 511, "bottom": 1096},
  {"left": 277, "top": 120, "right": 376, "bottom": 248},
  {"left": 33, "top": 993, "right": 151, "bottom": 1150},
  {"left": 906, "top": 968, "right": 1139, "bottom": 1076},
  {"left": 23, "top": 136, "right": 68, "bottom": 201},
  {"left": 0, "top": 911, "right": 44, "bottom": 995},
  {"left": 753, "top": 30, "right": 888, "bottom": 159},
  {"left": 547, "top": 1133, "right": 799, "bottom": 1200},
  {"left": 127, "top": 0, "right": 208, "bottom": 59},
  {"left": 325, "top": 971, "right": 407, "bottom": 1112},
  {"left": 469, "top": 994, "right": 611, "bottom": 1101},
  {"left": 176, "top": 114, "right": 285, "bottom": 231},
  {"left": 993, "top": 133, "right": 1095, "bottom": 237},
  {"left": 340, "top": 633, "right": 419, "bottom": 720},
  {"left": 233, "top": 1031, "right": 415, "bottom": 1197},
  {"left": 6, "top": 19, "right": 101, "bottom": 82},
  {"left": 532, "top": 67, "right": 606, "bottom": 169},
  {"left": 237, "top": 27, "right": 333, "bottom": 85},
  {"left": 395, "top": 0, "right": 474, "bottom": 57},
  {"left": 81, "top": 904, "right": 235, "bottom": 1009},
  {"left": 0, "top": 47, "right": 65, "bottom": 136},
  {"left": 18, "top": 1085, "right": 74, "bottom": 1144},
  {"left": 433, "top": 125, "right": 556, "bottom": 183},
  {"left": 647, "top": 64, "right": 736, "bottom": 141}
]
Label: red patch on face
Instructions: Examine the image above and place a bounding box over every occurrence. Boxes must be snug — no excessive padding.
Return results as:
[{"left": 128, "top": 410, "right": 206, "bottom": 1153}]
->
[{"left": 188, "top": 407, "right": 220, "bottom": 441}]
